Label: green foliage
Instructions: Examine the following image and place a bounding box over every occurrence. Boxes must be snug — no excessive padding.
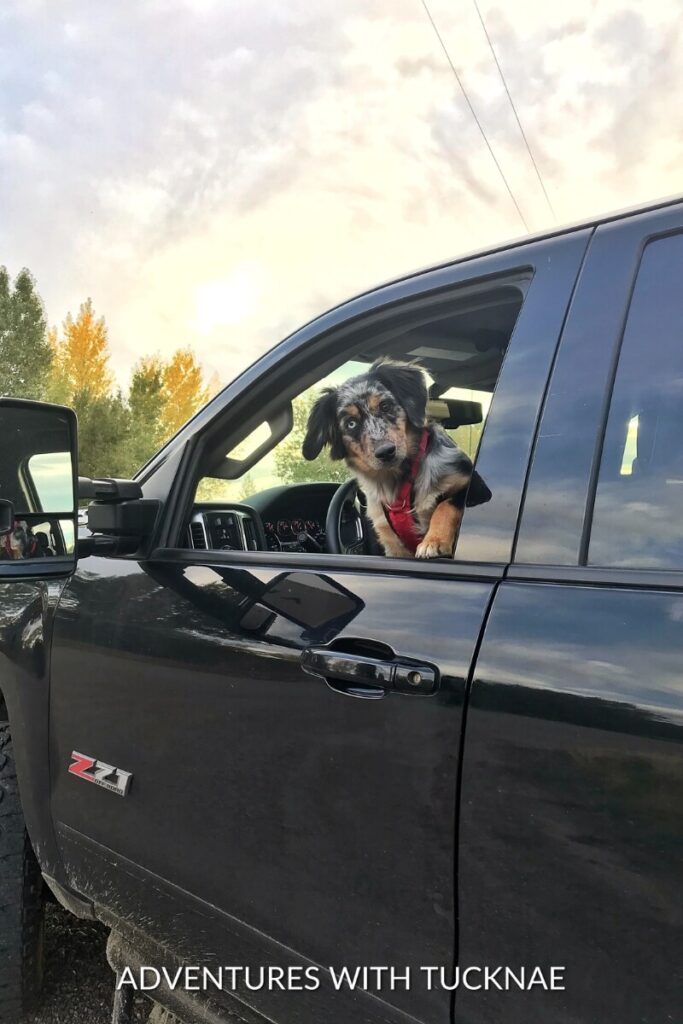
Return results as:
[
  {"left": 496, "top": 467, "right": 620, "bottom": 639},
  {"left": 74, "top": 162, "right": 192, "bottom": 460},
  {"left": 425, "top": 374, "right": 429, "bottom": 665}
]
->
[
  {"left": 71, "top": 389, "right": 132, "bottom": 479},
  {"left": 193, "top": 473, "right": 256, "bottom": 504},
  {"left": 127, "top": 357, "right": 165, "bottom": 471},
  {"left": 447, "top": 421, "right": 483, "bottom": 461},
  {"left": 238, "top": 473, "right": 256, "bottom": 501},
  {"left": 194, "top": 477, "right": 242, "bottom": 502},
  {"left": 274, "top": 391, "right": 349, "bottom": 485},
  {"left": 0, "top": 267, "right": 52, "bottom": 399},
  {"left": 0, "top": 268, "right": 219, "bottom": 479},
  {"left": 42, "top": 294, "right": 212, "bottom": 478},
  {"left": 0, "top": 266, "right": 350, "bottom": 494}
]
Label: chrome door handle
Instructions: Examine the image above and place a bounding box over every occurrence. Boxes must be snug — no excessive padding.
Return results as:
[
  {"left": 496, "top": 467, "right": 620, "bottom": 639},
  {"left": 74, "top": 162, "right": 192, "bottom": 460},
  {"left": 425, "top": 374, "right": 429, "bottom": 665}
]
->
[{"left": 301, "top": 647, "right": 438, "bottom": 697}]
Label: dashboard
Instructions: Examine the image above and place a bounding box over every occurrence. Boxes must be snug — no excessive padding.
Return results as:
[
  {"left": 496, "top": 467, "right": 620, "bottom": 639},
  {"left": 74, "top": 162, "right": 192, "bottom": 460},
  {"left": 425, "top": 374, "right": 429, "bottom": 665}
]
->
[
  {"left": 187, "top": 483, "right": 339, "bottom": 553},
  {"left": 262, "top": 517, "right": 325, "bottom": 551}
]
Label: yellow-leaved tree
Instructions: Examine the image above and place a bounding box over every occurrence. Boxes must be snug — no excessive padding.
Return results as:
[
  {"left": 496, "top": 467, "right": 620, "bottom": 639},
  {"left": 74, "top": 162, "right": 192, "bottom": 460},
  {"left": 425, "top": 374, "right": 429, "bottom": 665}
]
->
[
  {"left": 46, "top": 299, "right": 132, "bottom": 478},
  {"left": 46, "top": 303, "right": 217, "bottom": 476},
  {"left": 49, "top": 298, "right": 113, "bottom": 403},
  {"left": 160, "top": 348, "right": 211, "bottom": 439}
]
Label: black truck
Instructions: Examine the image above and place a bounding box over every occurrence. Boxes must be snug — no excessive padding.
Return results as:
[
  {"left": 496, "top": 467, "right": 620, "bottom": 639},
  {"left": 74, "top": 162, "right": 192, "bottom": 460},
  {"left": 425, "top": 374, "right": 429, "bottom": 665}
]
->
[{"left": 1, "top": 197, "right": 681, "bottom": 1024}]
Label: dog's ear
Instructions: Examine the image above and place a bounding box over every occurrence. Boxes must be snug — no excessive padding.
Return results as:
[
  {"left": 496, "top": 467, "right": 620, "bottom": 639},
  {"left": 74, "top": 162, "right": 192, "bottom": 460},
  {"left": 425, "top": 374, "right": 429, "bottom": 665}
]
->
[
  {"left": 371, "top": 360, "right": 428, "bottom": 428},
  {"left": 302, "top": 388, "right": 344, "bottom": 460},
  {"left": 465, "top": 469, "right": 492, "bottom": 508}
]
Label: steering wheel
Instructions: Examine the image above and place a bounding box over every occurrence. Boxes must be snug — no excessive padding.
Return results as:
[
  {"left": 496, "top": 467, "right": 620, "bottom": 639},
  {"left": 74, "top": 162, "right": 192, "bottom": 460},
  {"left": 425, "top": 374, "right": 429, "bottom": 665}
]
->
[{"left": 325, "top": 478, "right": 367, "bottom": 555}]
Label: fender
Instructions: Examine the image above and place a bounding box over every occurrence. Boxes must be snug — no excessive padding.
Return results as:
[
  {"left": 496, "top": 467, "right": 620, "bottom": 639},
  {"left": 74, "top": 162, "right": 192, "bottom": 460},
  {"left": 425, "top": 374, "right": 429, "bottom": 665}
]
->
[{"left": 0, "top": 577, "right": 71, "bottom": 885}]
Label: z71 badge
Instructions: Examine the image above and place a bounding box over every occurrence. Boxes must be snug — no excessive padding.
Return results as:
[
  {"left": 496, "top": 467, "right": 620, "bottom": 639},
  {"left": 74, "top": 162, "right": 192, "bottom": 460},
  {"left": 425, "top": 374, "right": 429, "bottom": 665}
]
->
[{"left": 68, "top": 751, "right": 132, "bottom": 797}]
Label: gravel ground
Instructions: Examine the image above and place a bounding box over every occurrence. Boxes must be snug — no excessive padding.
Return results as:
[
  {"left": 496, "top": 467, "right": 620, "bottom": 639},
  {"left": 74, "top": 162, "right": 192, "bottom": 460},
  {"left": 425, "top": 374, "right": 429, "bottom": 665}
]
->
[{"left": 24, "top": 900, "right": 151, "bottom": 1024}]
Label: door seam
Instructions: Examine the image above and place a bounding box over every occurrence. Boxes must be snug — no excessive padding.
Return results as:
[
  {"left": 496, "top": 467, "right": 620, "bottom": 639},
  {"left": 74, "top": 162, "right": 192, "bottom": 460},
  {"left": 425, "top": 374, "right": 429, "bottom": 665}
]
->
[{"left": 450, "top": 578, "right": 501, "bottom": 1024}]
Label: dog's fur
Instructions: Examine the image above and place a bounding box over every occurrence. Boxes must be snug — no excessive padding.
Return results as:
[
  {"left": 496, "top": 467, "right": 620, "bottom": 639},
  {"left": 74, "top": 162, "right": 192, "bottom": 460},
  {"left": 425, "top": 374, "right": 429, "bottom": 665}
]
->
[
  {"left": 0, "top": 520, "right": 31, "bottom": 560},
  {"left": 302, "top": 359, "right": 491, "bottom": 558}
]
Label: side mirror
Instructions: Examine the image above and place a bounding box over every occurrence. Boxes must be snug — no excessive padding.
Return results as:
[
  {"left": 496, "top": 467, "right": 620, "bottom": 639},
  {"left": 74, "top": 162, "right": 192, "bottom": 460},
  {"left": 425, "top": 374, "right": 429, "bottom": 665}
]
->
[{"left": 0, "top": 398, "right": 78, "bottom": 571}]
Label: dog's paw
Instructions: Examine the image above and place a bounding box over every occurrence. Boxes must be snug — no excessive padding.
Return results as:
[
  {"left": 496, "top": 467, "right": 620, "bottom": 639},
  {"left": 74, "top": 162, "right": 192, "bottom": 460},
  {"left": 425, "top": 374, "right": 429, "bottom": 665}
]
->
[{"left": 415, "top": 534, "right": 454, "bottom": 559}]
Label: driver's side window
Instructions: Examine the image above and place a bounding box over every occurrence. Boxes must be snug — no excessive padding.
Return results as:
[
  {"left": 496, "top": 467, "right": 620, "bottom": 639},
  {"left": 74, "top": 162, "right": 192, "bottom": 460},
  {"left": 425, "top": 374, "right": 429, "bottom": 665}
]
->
[{"left": 190, "top": 279, "right": 527, "bottom": 560}]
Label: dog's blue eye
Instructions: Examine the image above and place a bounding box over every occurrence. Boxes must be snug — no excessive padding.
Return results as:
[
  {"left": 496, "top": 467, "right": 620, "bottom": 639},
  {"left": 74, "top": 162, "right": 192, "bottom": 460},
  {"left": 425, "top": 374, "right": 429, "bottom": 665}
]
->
[{"left": 345, "top": 419, "right": 357, "bottom": 431}]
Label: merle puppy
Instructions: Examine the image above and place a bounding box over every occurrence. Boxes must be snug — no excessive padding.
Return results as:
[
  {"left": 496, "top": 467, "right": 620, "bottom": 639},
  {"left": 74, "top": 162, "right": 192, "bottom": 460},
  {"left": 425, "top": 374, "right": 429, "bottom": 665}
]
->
[
  {"left": 302, "top": 359, "right": 491, "bottom": 558},
  {"left": 0, "top": 520, "right": 32, "bottom": 560}
]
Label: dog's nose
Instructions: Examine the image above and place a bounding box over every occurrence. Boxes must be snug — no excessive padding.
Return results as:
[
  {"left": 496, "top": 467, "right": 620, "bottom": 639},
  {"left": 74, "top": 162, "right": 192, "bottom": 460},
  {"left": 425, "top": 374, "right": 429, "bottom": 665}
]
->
[{"left": 375, "top": 442, "right": 397, "bottom": 462}]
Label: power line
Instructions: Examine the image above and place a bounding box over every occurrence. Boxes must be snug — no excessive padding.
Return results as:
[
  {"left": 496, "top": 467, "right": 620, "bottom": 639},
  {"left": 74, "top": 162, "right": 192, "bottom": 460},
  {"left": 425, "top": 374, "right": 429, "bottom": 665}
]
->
[
  {"left": 419, "top": 0, "right": 530, "bottom": 232},
  {"left": 472, "top": 0, "right": 556, "bottom": 222}
]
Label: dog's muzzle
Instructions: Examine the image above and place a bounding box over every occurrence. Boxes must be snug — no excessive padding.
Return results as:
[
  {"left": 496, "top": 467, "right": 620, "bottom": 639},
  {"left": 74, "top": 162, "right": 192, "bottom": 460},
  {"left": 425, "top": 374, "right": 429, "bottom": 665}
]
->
[{"left": 374, "top": 442, "right": 397, "bottom": 463}]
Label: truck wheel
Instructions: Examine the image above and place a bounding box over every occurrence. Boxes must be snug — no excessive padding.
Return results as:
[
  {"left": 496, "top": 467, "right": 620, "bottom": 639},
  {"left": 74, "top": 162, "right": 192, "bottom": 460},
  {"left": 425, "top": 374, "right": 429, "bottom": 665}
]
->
[{"left": 0, "top": 721, "right": 45, "bottom": 1021}]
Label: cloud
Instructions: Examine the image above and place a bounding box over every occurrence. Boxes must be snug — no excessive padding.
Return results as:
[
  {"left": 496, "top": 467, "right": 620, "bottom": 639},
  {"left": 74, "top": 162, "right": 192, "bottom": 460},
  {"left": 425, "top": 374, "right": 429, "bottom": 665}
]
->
[
  {"left": 0, "top": 0, "right": 682, "bottom": 388},
  {"left": 192, "top": 263, "right": 266, "bottom": 334}
]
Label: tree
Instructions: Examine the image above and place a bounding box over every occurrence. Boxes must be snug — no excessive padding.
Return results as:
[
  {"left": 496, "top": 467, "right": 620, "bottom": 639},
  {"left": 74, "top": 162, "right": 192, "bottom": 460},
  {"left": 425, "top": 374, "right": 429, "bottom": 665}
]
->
[
  {"left": 50, "top": 298, "right": 113, "bottom": 402},
  {"left": 126, "top": 356, "right": 165, "bottom": 471},
  {"left": 194, "top": 476, "right": 243, "bottom": 502},
  {"left": 45, "top": 299, "right": 134, "bottom": 477},
  {"left": 0, "top": 266, "right": 52, "bottom": 399},
  {"left": 238, "top": 473, "right": 255, "bottom": 501},
  {"left": 160, "top": 348, "right": 210, "bottom": 439},
  {"left": 274, "top": 390, "right": 349, "bottom": 485},
  {"left": 0, "top": 267, "right": 8, "bottom": 328},
  {"left": 448, "top": 421, "right": 483, "bottom": 461},
  {"left": 45, "top": 325, "right": 70, "bottom": 403},
  {"left": 0, "top": 274, "right": 217, "bottom": 480},
  {"left": 71, "top": 388, "right": 131, "bottom": 479},
  {"left": 15, "top": 284, "right": 220, "bottom": 480}
]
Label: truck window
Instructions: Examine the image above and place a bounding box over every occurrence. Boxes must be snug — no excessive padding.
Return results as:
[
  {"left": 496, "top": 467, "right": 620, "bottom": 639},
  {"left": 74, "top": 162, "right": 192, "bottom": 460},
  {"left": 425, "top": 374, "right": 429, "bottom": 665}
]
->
[
  {"left": 195, "top": 281, "right": 525, "bottom": 510},
  {"left": 589, "top": 232, "right": 683, "bottom": 568}
]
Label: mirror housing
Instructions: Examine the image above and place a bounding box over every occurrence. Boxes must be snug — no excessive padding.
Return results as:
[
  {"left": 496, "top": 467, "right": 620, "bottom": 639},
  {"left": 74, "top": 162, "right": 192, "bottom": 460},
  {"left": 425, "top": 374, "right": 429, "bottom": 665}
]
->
[
  {"left": 0, "top": 398, "right": 78, "bottom": 570},
  {"left": 0, "top": 399, "right": 156, "bottom": 566}
]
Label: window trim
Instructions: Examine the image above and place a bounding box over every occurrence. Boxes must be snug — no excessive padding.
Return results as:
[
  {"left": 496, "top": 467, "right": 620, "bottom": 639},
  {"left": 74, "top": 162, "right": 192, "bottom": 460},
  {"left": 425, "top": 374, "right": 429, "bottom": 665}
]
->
[
  {"left": 148, "top": 546, "right": 506, "bottom": 582},
  {"left": 508, "top": 563, "right": 683, "bottom": 592}
]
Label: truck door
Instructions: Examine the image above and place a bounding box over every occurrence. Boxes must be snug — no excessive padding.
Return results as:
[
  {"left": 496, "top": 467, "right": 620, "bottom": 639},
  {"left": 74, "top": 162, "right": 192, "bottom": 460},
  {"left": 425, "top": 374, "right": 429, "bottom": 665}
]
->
[
  {"left": 457, "top": 204, "right": 683, "bottom": 1023},
  {"left": 0, "top": 400, "right": 79, "bottom": 1021},
  {"left": 47, "top": 231, "right": 588, "bottom": 1024}
]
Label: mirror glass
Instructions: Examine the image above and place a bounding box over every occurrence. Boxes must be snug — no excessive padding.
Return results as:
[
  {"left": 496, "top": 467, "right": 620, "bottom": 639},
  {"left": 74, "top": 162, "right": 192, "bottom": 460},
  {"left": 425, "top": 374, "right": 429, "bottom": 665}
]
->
[{"left": 0, "top": 401, "right": 77, "bottom": 564}]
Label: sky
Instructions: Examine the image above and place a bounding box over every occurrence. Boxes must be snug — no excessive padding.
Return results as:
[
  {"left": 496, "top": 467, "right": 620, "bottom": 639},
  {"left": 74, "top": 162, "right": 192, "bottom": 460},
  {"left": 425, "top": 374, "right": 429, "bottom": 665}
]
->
[{"left": 1, "top": 0, "right": 682, "bottom": 390}]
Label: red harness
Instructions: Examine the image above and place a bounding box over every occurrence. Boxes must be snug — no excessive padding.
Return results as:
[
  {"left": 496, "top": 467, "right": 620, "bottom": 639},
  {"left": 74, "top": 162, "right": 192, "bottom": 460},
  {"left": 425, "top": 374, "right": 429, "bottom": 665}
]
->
[{"left": 383, "top": 428, "right": 430, "bottom": 553}]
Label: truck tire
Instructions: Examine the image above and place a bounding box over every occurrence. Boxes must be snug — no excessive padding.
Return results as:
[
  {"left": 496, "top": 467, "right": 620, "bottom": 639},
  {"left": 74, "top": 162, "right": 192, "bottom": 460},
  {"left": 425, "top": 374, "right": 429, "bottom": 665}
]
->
[{"left": 0, "top": 721, "right": 45, "bottom": 1021}]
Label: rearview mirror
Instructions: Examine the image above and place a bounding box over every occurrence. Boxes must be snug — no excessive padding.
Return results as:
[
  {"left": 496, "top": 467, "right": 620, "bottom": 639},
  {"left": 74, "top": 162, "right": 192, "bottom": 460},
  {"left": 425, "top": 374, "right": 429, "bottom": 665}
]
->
[{"left": 0, "top": 398, "right": 78, "bottom": 571}]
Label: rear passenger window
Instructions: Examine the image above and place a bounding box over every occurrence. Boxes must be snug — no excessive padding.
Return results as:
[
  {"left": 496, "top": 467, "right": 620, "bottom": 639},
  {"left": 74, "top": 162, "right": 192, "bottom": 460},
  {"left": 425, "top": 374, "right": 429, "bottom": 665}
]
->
[{"left": 590, "top": 233, "right": 683, "bottom": 568}]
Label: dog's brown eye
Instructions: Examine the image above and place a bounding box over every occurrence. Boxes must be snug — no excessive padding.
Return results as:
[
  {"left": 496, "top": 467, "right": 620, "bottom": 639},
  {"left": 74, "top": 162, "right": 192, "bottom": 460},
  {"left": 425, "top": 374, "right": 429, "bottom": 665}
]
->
[{"left": 380, "top": 400, "right": 393, "bottom": 413}]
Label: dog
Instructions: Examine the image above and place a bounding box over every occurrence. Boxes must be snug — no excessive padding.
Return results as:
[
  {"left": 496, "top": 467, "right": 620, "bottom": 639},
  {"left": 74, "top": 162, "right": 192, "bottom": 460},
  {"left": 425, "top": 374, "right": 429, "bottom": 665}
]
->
[
  {"left": 302, "top": 359, "right": 491, "bottom": 558},
  {"left": 0, "top": 520, "right": 34, "bottom": 560}
]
